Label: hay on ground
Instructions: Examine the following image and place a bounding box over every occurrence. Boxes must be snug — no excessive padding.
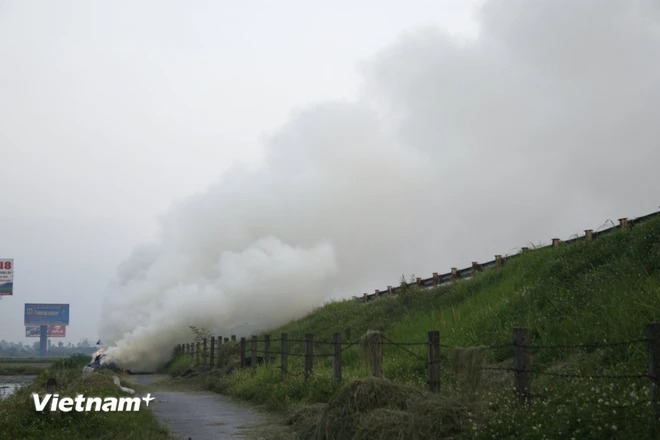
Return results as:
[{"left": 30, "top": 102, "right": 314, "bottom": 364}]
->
[{"left": 309, "top": 377, "right": 469, "bottom": 440}]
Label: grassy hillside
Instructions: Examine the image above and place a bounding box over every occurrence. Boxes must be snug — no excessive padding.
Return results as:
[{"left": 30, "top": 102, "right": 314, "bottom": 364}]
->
[{"left": 171, "top": 213, "right": 660, "bottom": 439}]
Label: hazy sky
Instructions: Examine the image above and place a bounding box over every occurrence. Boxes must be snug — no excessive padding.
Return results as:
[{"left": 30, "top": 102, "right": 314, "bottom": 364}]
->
[
  {"left": 0, "top": 0, "right": 481, "bottom": 344},
  {"left": 1, "top": 0, "right": 658, "bottom": 364}
]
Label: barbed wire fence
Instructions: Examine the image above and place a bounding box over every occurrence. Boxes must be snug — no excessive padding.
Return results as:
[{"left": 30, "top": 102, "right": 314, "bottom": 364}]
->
[{"left": 174, "top": 321, "right": 660, "bottom": 432}]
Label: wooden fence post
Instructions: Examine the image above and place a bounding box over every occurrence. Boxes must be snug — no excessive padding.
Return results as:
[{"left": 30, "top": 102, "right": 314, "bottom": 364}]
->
[
  {"left": 619, "top": 217, "right": 629, "bottom": 229},
  {"left": 416, "top": 277, "right": 422, "bottom": 287},
  {"left": 281, "top": 333, "right": 288, "bottom": 379},
  {"left": 251, "top": 335, "right": 258, "bottom": 369},
  {"left": 224, "top": 337, "right": 229, "bottom": 343},
  {"left": 432, "top": 273, "right": 439, "bottom": 286},
  {"left": 202, "top": 338, "right": 208, "bottom": 366},
  {"left": 231, "top": 335, "right": 236, "bottom": 342},
  {"left": 370, "top": 332, "right": 383, "bottom": 377},
  {"left": 188, "top": 343, "right": 193, "bottom": 362},
  {"left": 552, "top": 238, "right": 560, "bottom": 248},
  {"left": 451, "top": 268, "right": 459, "bottom": 282},
  {"left": 495, "top": 255, "right": 503, "bottom": 268},
  {"left": 648, "top": 322, "right": 660, "bottom": 437},
  {"left": 585, "top": 229, "right": 593, "bottom": 241},
  {"left": 264, "top": 335, "right": 271, "bottom": 364},
  {"left": 209, "top": 336, "right": 215, "bottom": 368},
  {"left": 305, "top": 333, "right": 314, "bottom": 379},
  {"left": 333, "top": 332, "right": 342, "bottom": 383},
  {"left": 428, "top": 330, "right": 440, "bottom": 393},
  {"left": 240, "top": 337, "right": 246, "bottom": 368},
  {"left": 196, "top": 341, "right": 201, "bottom": 366},
  {"left": 472, "top": 262, "right": 481, "bottom": 275},
  {"left": 513, "top": 327, "right": 531, "bottom": 402}
]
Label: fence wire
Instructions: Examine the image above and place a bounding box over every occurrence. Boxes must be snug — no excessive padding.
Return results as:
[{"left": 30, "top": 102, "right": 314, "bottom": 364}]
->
[
  {"left": 382, "top": 336, "right": 427, "bottom": 363},
  {"left": 478, "top": 366, "right": 648, "bottom": 380},
  {"left": 518, "top": 338, "right": 647, "bottom": 350},
  {"left": 183, "top": 324, "right": 655, "bottom": 390}
]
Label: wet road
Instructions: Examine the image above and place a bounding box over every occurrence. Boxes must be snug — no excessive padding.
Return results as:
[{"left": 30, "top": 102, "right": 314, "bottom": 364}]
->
[
  {"left": 127, "top": 375, "right": 267, "bottom": 440},
  {"left": 150, "top": 390, "right": 263, "bottom": 440}
]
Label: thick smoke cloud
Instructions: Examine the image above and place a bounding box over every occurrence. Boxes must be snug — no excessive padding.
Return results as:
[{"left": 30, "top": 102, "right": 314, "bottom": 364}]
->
[{"left": 100, "top": 0, "right": 660, "bottom": 369}]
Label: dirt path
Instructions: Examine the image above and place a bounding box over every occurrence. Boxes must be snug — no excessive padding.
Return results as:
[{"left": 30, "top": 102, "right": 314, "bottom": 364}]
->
[{"left": 126, "top": 375, "right": 278, "bottom": 440}]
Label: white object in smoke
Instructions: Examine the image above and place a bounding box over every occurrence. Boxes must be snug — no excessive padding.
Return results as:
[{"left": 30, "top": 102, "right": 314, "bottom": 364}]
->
[{"left": 112, "top": 376, "right": 135, "bottom": 394}]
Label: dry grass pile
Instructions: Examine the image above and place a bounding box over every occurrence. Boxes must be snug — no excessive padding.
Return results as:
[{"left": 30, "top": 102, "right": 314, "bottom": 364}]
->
[
  {"left": 285, "top": 403, "right": 327, "bottom": 440},
  {"left": 294, "top": 377, "right": 470, "bottom": 440}
]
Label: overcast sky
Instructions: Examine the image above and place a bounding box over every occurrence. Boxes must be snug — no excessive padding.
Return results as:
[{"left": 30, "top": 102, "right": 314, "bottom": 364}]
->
[{"left": 1, "top": 1, "right": 658, "bottom": 363}]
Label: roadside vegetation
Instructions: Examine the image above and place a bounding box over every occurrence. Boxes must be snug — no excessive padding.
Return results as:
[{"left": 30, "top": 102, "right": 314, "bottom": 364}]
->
[
  {"left": 0, "top": 355, "right": 170, "bottom": 440},
  {"left": 167, "top": 214, "right": 660, "bottom": 439},
  {"left": 0, "top": 357, "right": 58, "bottom": 375}
]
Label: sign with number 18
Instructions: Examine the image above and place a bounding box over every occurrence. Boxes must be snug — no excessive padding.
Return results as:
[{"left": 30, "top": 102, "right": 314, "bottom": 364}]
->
[{"left": 0, "top": 258, "right": 13, "bottom": 296}]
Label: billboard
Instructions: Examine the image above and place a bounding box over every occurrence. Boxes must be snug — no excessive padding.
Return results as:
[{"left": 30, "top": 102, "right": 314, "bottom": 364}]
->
[
  {"left": 49, "top": 325, "right": 66, "bottom": 337},
  {"left": 24, "top": 304, "right": 70, "bottom": 325},
  {"left": 0, "top": 258, "right": 13, "bottom": 295},
  {"left": 25, "top": 325, "right": 66, "bottom": 338}
]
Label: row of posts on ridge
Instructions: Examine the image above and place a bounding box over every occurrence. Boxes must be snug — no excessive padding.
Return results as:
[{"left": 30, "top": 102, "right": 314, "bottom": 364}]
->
[{"left": 361, "top": 217, "right": 632, "bottom": 302}]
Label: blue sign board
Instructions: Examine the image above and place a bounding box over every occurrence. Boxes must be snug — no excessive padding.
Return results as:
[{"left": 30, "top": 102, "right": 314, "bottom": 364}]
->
[{"left": 24, "top": 303, "right": 70, "bottom": 325}]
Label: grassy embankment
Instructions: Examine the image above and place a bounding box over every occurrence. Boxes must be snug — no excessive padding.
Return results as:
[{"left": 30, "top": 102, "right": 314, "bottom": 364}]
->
[
  {"left": 0, "top": 355, "right": 170, "bottom": 440},
  {"left": 167, "top": 214, "right": 660, "bottom": 439}
]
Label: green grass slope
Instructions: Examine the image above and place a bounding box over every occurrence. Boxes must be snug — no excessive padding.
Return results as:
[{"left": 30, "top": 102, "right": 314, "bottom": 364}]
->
[{"left": 175, "top": 214, "right": 660, "bottom": 439}]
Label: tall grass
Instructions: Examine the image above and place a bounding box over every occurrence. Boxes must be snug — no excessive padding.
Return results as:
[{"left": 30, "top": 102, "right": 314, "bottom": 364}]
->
[{"left": 0, "top": 355, "right": 170, "bottom": 439}]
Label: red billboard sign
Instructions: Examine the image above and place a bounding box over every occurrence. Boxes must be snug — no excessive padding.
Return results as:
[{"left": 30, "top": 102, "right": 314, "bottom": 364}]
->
[{"left": 49, "top": 325, "right": 66, "bottom": 337}]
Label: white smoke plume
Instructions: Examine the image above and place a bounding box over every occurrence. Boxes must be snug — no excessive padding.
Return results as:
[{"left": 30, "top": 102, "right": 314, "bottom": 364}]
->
[{"left": 100, "top": 0, "right": 660, "bottom": 370}]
